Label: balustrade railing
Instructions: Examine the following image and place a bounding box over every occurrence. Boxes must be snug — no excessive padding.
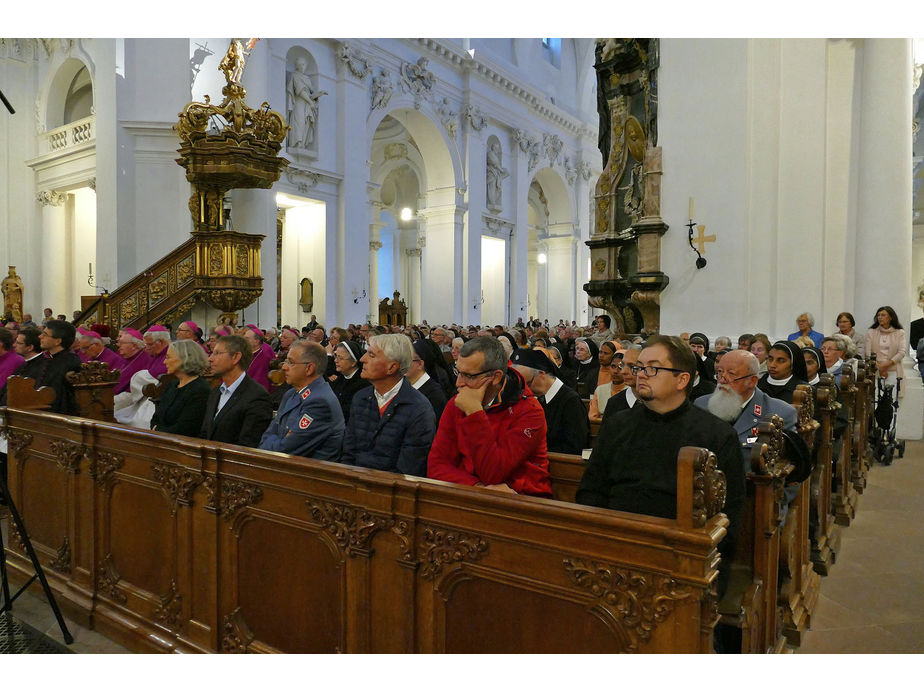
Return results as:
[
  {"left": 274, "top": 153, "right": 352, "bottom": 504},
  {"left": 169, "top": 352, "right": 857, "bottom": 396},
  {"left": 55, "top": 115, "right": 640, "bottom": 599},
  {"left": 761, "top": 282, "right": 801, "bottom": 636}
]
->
[{"left": 42, "top": 115, "right": 95, "bottom": 154}]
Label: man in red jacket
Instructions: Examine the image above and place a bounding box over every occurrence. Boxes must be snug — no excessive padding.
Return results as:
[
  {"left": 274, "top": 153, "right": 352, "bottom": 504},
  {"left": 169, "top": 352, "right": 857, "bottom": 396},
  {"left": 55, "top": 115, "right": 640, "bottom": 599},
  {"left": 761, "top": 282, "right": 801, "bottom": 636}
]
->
[{"left": 427, "top": 336, "right": 552, "bottom": 496}]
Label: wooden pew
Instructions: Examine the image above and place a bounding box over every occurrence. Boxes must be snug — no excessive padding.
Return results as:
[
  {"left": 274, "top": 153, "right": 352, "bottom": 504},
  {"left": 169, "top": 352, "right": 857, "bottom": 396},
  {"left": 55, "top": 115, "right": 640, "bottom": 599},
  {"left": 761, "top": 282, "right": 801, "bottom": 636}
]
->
[
  {"left": 718, "top": 416, "right": 789, "bottom": 654},
  {"left": 851, "top": 359, "right": 874, "bottom": 492},
  {"left": 548, "top": 451, "right": 586, "bottom": 504},
  {"left": 833, "top": 365, "right": 859, "bottom": 525},
  {"left": 778, "top": 385, "right": 821, "bottom": 646},
  {"left": 1, "top": 407, "right": 729, "bottom": 654},
  {"left": 4, "top": 375, "right": 56, "bottom": 411},
  {"left": 67, "top": 361, "right": 120, "bottom": 423},
  {"left": 810, "top": 374, "right": 841, "bottom": 575}
]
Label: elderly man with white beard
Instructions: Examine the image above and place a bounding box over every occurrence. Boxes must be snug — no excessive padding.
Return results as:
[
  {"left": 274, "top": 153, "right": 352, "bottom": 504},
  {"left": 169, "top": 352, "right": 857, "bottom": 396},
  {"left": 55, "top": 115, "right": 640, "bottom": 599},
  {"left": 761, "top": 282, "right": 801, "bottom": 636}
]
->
[{"left": 693, "top": 349, "right": 797, "bottom": 470}]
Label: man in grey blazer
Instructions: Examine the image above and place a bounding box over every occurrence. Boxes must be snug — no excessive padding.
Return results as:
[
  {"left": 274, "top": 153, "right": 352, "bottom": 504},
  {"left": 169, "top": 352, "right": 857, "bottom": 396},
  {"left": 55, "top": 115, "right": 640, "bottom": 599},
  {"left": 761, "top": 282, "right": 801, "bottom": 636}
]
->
[
  {"left": 694, "top": 349, "right": 797, "bottom": 470},
  {"left": 201, "top": 335, "right": 273, "bottom": 448},
  {"left": 259, "top": 340, "right": 344, "bottom": 461}
]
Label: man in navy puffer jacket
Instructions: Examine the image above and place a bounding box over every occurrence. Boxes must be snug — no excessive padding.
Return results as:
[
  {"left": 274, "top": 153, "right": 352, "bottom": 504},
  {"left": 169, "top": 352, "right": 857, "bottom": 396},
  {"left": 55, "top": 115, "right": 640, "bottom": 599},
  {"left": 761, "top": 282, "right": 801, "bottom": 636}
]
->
[{"left": 340, "top": 333, "right": 435, "bottom": 476}]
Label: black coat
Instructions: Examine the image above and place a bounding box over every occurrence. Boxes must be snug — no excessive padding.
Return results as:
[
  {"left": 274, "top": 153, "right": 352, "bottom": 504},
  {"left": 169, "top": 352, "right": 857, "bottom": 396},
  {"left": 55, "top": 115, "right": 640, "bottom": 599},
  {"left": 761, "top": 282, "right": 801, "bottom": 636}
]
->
[
  {"left": 416, "top": 375, "right": 447, "bottom": 421},
  {"left": 200, "top": 374, "right": 274, "bottom": 448},
  {"left": 540, "top": 382, "right": 589, "bottom": 455},
  {"left": 151, "top": 377, "right": 211, "bottom": 436},
  {"left": 330, "top": 372, "right": 372, "bottom": 423},
  {"left": 0, "top": 354, "right": 49, "bottom": 406}
]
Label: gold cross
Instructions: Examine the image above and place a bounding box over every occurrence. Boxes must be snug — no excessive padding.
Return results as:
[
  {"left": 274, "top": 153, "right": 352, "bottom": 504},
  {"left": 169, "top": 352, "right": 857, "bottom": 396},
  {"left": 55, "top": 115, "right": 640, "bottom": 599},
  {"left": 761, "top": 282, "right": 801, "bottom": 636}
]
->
[{"left": 693, "top": 225, "right": 716, "bottom": 255}]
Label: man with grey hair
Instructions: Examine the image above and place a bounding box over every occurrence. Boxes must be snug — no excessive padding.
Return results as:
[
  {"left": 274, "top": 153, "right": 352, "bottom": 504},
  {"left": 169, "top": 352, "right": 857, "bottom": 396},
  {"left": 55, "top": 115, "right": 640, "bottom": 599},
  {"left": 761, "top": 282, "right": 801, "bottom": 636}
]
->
[
  {"left": 428, "top": 336, "right": 552, "bottom": 496},
  {"left": 143, "top": 324, "right": 172, "bottom": 378},
  {"left": 340, "top": 333, "right": 435, "bottom": 476},
  {"left": 693, "top": 349, "right": 797, "bottom": 469}
]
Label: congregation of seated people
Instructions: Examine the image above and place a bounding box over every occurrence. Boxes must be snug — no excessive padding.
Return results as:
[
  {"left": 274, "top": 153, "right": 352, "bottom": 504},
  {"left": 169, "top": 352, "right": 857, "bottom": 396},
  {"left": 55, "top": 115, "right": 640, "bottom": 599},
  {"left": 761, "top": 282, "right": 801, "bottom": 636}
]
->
[{"left": 0, "top": 306, "right": 908, "bottom": 597}]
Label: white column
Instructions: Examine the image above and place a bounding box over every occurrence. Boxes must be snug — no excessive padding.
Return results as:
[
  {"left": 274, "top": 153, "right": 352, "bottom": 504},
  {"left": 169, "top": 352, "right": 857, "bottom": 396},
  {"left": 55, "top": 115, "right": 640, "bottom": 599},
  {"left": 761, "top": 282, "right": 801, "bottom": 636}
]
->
[
  {"left": 420, "top": 203, "right": 465, "bottom": 324},
  {"left": 537, "top": 240, "right": 549, "bottom": 319},
  {"left": 337, "top": 44, "right": 373, "bottom": 327},
  {"left": 510, "top": 134, "right": 531, "bottom": 324},
  {"left": 369, "top": 235, "right": 382, "bottom": 323},
  {"left": 545, "top": 232, "right": 577, "bottom": 322},
  {"left": 463, "top": 123, "right": 487, "bottom": 326},
  {"left": 854, "top": 38, "right": 913, "bottom": 326},
  {"left": 37, "top": 190, "right": 68, "bottom": 314},
  {"left": 406, "top": 247, "right": 422, "bottom": 324}
]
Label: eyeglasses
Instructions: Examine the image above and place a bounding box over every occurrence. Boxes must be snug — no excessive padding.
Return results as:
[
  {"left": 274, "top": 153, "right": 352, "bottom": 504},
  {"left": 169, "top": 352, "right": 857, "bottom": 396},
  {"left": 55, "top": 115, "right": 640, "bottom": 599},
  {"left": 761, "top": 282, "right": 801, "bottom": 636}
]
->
[
  {"left": 715, "top": 370, "right": 755, "bottom": 383},
  {"left": 284, "top": 358, "right": 311, "bottom": 366},
  {"left": 629, "top": 364, "right": 686, "bottom": 377},
  {"left": 457, "top": 368, "right": 497, "bottom": 383},
  {"left": 211, "top": 349, "right": 229, "bottom": 357}
]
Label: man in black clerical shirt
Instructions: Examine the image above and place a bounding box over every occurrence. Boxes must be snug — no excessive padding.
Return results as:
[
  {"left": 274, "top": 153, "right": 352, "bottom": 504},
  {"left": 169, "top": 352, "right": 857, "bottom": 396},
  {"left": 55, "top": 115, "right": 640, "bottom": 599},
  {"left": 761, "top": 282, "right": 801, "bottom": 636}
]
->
[
  {"left": 37, "top": 319, "right": 82, "bottom": 414},
  {"left": 576, "top": 335, "right": 745, "bottom": 600},
  {"left": 510, "top": 348, "right": 588, "bottom": 455}
]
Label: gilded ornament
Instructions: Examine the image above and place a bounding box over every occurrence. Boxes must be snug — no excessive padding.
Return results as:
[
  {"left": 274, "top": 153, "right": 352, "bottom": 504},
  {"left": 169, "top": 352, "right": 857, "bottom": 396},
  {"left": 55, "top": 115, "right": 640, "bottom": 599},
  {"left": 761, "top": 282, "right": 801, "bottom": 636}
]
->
[
  {"left": 118, "top": 294, "right": 139, "bottom": 324},
  {"left": 148, "top": 272, "right": 168, "bottom": 306},
  {"left": 594, "top": 259, "right": 607, "bottom": 275},
  {"left": 67, "top": 361, "right": 121, "bottom": 385},
  {"left": 234, "top": 245, "right": 250, "bottom": 277},
  {"left": 208, "top": 244, "right": 224, "bottom": 275},
  {"left": 176, "top": 254, "right": 195, "bottom": 287}
]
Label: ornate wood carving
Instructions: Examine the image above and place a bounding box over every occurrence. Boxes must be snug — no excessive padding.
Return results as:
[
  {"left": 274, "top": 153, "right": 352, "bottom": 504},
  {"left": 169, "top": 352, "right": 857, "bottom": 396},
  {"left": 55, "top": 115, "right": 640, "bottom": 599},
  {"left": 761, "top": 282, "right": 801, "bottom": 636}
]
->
[
  {"left": 392, "top": 519, "right": 414, "bottom": 562},
  {"left": 66, "top": 361, "right": 120, "bottom": 384},
  {"left": 50, "top": 440, "right": 88, "bottom": 474},
  {"left": 175, "top": 253, "right": 195, "bottom": 287},
  {"left": 419, "top": 526, "right": 488, "bottom": 581},
  {"left": 691, "top": 448, "right": 726, "bottom": 528},
  {"left": 8, "top": 523, "right": 25, "bottom": 551},
  {"left": 306, "top": 498, "right": 389, "bottom": 554},
  {"left": 154, "top": 579, "right": 183, "bottom": 631},
  {"left": 563, "top": 557, "right": 693, "bottom": 653},
  {"left": 89, "top": 451, "right": 124, "bottom": 486},
  {"left": 152, "top": 462, "right": 204, "bottom": 516},
  {"left": 4, "top": 427, "right": 33, "bottom": 456},
  {"left": 222, "top": 607, "right": 255, "bottom": 653},
  {"left": 50, "top": 536, "right": 71, "bottom": 574},
  {"left": 97, "top": 554, "right": 127, "bottom": 604},
  {"left": 204, "top": 476, "right": 263, "bottom": 521}
]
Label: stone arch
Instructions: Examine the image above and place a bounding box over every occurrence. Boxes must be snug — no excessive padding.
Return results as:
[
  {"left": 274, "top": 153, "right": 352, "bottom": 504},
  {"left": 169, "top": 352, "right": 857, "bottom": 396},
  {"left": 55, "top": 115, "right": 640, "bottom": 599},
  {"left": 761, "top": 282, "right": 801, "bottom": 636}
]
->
[
  {"left": 532, "top": 167, "right": 574, "bottom": 228},
  {"left": 366, "top": 101, "right": 461, "bottom": 194},
  {"left": 44, "top": 57, "right": 94, "bottom": 131}
]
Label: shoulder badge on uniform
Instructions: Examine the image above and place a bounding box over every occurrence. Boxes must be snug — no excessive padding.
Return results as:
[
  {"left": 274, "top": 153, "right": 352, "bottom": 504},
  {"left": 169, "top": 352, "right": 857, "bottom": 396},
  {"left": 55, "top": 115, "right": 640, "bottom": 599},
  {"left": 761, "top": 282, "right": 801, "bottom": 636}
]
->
[
  {"left": 754, "top": 404, "right": 762, "bottom": 416},
  {"left": 301, "top": 388, "right": 311, "bottom": 400},
  {"left": 299, "top": 413, "right": 313, "bottom": 429}
]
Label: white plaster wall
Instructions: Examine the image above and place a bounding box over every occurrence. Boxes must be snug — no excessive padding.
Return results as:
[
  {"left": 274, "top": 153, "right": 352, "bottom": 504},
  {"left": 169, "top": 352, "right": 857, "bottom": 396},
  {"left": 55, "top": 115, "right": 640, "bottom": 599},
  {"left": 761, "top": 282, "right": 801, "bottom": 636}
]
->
[
  {"left": 280, "top": 202, "right": 326, "bottom": 329},
  {"left": 70, "top": 187, "right": 96, "bottom": 311},
  {"left": 481, "top": 235, "right": 506, "bottom": 326}
]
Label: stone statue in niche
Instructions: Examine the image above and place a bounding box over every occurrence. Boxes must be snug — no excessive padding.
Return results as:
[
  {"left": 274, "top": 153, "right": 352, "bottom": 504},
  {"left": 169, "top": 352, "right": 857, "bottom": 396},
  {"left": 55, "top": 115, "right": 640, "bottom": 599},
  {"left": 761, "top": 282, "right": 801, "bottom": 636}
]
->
[
  {"left": 486, "top": 141, "right": 508, "bottom": 213},
  {"left": 371, "top": 69, "right": 394, "bottom": 111},
  {"left": 2, "top": 266, "right": 24, "bottom": 323},
  {"left": 287, "top": 57, "right": 327, "bottom": 150}
]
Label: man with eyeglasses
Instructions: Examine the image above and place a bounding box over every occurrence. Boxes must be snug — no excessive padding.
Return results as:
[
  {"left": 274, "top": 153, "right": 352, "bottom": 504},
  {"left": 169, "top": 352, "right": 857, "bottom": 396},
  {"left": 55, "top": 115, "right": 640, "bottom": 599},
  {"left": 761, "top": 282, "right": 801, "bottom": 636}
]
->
[
  {"left": 258, "top": 340, "right": 344, "bottom": 461},
  {"left": 693, "top": 349, "right": 797, "bottom": 469},
  {"left": 576, "top": 335, "right": 744, "bottom": 600},
  {"left": 428, "top": 336, "right": 552, "bottom": 496},
  {"left": 35, "top": 319, "right": 82, "bottom": 414},
  {"left": 201, "top": 335, "right": 273, "bottom": 448}
]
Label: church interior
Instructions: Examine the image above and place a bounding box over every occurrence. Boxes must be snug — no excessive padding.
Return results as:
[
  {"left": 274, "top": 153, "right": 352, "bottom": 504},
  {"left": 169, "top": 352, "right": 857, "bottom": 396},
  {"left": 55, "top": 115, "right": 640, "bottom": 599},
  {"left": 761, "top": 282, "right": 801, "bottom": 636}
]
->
[{"left": 1, "top": 22, "right": 924, "bottom": 669}]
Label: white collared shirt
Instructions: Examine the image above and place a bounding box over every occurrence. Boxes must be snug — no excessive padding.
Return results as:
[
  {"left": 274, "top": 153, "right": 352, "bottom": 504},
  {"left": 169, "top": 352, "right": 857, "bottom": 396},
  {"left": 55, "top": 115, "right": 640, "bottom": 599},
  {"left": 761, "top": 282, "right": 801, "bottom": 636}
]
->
[
  {"left": 216, "top": 371, "right": 246, "bottom": 416},
  {"left": 625, "top": 387, "right": 637, "bottom": 408},
  {"left": 374, "top": 378, "right": 404, "bottom": 410},
  {"left": 543, "top": 377, "right": 564, "bottom": 403},
  {"left": 411, "top": 371, "right": 430, "bottom": 390}
]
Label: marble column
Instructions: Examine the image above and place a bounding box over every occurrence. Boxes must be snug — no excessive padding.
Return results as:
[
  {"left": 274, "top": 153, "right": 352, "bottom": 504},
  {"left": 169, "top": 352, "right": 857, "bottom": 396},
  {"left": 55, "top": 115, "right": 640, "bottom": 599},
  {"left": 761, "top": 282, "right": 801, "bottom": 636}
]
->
[
  {"left": 463, "top": 118, "right": 487, "bottom": 326},
  {"left": 37, "top": 190, "right": 68, "bottom": 314},
  {"left": 854, "top": 38, "right": 913, "bottom": 325}
]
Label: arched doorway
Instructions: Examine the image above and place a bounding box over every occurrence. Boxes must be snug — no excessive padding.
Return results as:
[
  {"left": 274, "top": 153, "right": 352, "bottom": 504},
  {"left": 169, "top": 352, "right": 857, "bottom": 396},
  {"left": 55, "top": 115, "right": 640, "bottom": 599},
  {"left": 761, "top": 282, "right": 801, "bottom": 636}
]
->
[{"left": 527, "top": 168, "right": 577, "bottom": 323}]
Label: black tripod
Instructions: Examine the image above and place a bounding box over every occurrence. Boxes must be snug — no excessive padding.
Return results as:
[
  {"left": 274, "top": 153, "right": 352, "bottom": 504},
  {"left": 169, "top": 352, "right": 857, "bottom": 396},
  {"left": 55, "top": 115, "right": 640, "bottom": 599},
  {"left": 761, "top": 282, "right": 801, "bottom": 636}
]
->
[{"left": 0, "top": 468, "right": 74, "bottom": 645}]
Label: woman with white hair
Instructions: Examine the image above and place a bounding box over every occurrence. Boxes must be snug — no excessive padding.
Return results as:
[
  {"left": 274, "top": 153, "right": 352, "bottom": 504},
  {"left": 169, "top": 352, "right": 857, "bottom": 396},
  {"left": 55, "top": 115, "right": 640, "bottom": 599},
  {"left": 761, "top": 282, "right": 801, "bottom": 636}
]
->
[
  {"left": 787, "top": 312, "right": 824, "bottom": 348},
  {"left": 150, "top": 339, "right": 212, "bottom": 435}
]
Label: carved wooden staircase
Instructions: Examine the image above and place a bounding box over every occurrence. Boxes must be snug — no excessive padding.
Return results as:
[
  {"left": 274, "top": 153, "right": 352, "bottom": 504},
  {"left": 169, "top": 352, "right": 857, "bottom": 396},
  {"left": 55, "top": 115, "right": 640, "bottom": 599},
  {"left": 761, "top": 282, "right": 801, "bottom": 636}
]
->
[{"left": 77, "top": 230, "right": 264, "bottom": 331}]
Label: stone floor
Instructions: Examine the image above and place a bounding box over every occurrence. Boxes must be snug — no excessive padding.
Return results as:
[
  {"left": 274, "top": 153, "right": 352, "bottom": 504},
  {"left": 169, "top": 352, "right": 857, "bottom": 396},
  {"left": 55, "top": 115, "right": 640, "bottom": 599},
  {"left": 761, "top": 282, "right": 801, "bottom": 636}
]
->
[{"left": 2, "top": 438, "right": 923, "bottom": 654}]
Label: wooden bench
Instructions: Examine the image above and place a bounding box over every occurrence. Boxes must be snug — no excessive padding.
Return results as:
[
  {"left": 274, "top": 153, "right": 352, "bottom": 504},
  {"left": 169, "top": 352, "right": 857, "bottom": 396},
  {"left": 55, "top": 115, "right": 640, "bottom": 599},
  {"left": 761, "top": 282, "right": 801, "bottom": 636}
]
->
[
  {"left": 833, "top": 365, "right": 859, "bottom": 525},
  {"left": 778, "top": 385, "right": 821, "bottom": 646},
  {"left": 810, "top": 374, "right": 841, "bottom": 575},
  {"left": 1, "top": 407, "right": 729, "bottom": 653},
  {"left": 718, "top": 416, "right": 789, "bottom": 654}
]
